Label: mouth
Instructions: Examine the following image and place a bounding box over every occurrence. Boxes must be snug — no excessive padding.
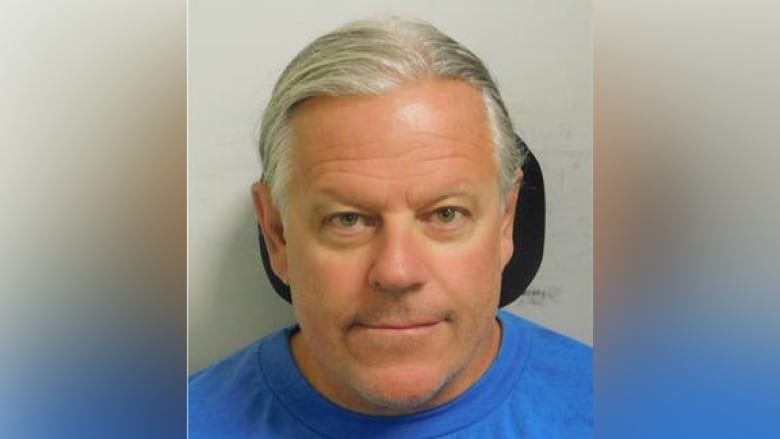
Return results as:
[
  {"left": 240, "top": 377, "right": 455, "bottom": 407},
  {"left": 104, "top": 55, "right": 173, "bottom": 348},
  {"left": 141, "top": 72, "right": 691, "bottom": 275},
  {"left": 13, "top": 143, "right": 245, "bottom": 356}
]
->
[
  {"left": 348, "top": 312, "right": 453, "bottom": 336},
  {"left": 363, "top": 321, "right": 440, "bottom": 330},
  {"left": 352, "top": 319, "right": 446, "bottom": 336}
]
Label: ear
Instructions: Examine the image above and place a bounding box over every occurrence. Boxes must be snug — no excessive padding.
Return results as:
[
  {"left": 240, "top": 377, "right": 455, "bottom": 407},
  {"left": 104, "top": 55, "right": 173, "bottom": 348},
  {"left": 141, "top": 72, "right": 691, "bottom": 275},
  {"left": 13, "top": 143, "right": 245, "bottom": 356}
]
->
[
  {"left": 251, "top": 182, "right": 289, "bottom": 284},
  {"left": 500, "top": 170, "right": 522, "bottom": 268}
]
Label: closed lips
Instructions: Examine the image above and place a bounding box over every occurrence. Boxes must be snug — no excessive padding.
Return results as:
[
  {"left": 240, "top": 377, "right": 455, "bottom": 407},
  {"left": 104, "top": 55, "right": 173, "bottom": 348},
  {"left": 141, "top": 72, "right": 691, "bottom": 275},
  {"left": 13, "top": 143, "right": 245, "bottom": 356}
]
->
[{"left": 359, "top": 321, "right": 441, "bottom": 330}]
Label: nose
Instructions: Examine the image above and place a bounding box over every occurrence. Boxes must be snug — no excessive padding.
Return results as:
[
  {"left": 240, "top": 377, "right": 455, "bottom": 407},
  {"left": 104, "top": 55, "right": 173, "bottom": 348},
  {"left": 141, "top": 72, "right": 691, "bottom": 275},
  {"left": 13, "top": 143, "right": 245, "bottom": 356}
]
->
[{"left": 367, "top": 220, "right": 425, "bottom": 295}]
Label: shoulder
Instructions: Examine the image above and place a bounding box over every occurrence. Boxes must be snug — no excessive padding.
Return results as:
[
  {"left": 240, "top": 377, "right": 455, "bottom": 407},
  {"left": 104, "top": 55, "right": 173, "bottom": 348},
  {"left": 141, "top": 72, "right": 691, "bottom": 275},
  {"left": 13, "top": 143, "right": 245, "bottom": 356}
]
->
[
  {"left": 189, "top": 336, "right": 267, "bottom": 398},
  {"left": 188, "top": 330, "right": 284, "bottom": 438},
  {"left": 498, "top": 311, "right": 592, "bottom": 432},
  {"left": 500, "top": 310, "right": 592, "bottom": 381}
]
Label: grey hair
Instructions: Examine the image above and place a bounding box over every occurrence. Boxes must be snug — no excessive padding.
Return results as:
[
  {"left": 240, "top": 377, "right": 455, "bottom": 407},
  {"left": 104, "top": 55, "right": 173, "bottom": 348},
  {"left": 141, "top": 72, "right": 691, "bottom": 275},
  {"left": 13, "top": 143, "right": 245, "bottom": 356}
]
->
[{"left": 258, "top": 16, "right": 525, "bottom": 217}]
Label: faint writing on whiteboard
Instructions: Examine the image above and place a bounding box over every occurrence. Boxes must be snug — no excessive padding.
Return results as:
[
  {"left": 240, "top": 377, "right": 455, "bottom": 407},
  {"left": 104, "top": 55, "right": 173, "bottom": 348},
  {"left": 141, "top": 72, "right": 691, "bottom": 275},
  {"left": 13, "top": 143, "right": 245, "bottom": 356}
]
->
[{"left": 517, "top": 286, "right": 562, "bottom": 306}]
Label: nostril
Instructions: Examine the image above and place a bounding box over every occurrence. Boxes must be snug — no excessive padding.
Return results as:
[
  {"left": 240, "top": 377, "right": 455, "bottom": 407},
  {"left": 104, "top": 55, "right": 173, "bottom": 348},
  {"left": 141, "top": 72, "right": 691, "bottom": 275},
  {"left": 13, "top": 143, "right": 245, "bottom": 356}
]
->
[
  {"left": 370, "top": 278, "right": 423, "bottom": 296},
  {"left": 368, "top": 255, "right": 420, "bottom": 294}
]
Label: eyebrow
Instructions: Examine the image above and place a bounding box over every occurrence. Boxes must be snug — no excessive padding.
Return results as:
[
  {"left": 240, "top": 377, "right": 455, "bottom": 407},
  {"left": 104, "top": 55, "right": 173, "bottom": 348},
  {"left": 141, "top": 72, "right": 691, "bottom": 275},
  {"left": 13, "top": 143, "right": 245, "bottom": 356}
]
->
[
  {"left": 311, "top": 185, "right": 479, "bottom": 213},
  {"left": 311, "top": 190, "right": 376, "bottom": 213},
  {"left": 411, "top": 191, "right": 478, "bottom": 209},
  {"left": 408, "top": 180, "right": 481, "bottom": 208}
]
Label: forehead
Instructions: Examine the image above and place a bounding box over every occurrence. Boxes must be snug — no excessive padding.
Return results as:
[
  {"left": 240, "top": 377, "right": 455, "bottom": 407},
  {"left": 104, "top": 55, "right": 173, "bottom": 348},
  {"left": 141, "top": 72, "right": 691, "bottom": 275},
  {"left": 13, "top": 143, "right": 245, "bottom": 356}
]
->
[{"left": 287, "top": 80, "right": 497, "bottom": 199}]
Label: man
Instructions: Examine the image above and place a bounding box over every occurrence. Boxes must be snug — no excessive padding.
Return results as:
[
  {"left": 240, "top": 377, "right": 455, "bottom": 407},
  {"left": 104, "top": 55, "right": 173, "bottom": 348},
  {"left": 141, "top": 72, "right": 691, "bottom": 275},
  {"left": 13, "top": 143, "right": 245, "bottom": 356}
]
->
[{"left": 189, "top": 17, "right": 592, "bottom": 438}]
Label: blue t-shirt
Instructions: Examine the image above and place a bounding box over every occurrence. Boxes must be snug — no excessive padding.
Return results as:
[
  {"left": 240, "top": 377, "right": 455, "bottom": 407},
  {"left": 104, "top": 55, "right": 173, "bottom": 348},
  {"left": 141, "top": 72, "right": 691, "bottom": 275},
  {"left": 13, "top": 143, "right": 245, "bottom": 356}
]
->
[{"left": 189, "top": 310, "right": 592, "bottom": 438}]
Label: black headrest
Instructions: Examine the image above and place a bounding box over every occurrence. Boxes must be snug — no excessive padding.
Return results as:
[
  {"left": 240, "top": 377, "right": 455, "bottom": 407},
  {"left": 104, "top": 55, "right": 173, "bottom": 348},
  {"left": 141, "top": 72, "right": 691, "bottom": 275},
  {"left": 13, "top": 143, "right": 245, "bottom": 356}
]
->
[{"left": 257, "top": 133, "right": 545, "bottom": 307}]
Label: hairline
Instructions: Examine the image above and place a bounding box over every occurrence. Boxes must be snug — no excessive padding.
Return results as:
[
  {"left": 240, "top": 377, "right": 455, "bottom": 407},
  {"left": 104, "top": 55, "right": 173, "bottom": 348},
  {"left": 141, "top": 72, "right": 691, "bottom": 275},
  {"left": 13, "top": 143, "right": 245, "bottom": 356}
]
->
[{"left": 258, "top": 18, "right": 524, "bottom": 221}]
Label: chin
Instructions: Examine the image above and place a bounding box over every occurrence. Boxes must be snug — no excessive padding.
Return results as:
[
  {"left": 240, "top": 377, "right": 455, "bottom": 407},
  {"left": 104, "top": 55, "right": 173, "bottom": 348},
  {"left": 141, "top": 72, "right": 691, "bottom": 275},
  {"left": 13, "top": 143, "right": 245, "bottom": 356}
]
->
[{"left": 351, "top": 364, "right": 455, "bottom": 415}]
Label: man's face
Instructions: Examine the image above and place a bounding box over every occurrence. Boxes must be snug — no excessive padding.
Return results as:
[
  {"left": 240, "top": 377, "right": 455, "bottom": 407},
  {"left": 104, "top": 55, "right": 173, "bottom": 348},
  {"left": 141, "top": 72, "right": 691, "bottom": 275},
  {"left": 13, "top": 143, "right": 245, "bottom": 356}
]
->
[{"left": 254, "top": 80, "right": 518, "bottom": 415}]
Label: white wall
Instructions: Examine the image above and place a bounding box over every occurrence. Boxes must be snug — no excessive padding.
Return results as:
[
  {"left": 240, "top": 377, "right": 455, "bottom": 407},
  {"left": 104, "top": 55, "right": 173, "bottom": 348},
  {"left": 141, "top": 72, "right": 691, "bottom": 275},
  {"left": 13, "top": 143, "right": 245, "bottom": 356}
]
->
[{"left": 188, "top": 0, "right": 592, "bottom": 373}]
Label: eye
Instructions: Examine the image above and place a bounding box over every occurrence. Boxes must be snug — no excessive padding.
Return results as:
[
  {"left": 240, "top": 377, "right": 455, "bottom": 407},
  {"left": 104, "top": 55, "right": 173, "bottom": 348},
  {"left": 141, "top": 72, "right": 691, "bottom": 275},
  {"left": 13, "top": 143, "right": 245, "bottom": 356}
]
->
[
  {"left": 323, "top": 212, "right": 374, "bottom": 233},
  {"left": 434, "top": 207, "right": 460, "bottom": 223},
  {"left": 335, "top": 213, "right": 361, "bottom": 228},
  {"left": 428, "top": 207, "right": 469, "bottom": 230},
  {"left": 320, "top": 211, "right": 376, "bottom": 246}
]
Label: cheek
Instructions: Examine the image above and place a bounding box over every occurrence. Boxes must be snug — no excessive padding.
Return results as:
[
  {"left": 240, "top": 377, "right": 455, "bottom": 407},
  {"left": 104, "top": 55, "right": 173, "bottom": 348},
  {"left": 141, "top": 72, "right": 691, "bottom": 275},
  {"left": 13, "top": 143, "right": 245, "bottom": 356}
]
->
[
  {"left": 286, "top": 238, "right": 370, "bottom": 325},
  {"left": 430, "top": 229, "right": 503, "bottom": 309}
]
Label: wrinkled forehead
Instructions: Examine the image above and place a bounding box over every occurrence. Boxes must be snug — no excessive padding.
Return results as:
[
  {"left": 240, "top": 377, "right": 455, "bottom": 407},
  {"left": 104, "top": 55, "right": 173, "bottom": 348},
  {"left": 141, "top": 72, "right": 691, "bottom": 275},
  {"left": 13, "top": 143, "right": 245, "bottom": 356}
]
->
[{"left": 287, "top": 80, "right": 497, "bottom": 183}]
